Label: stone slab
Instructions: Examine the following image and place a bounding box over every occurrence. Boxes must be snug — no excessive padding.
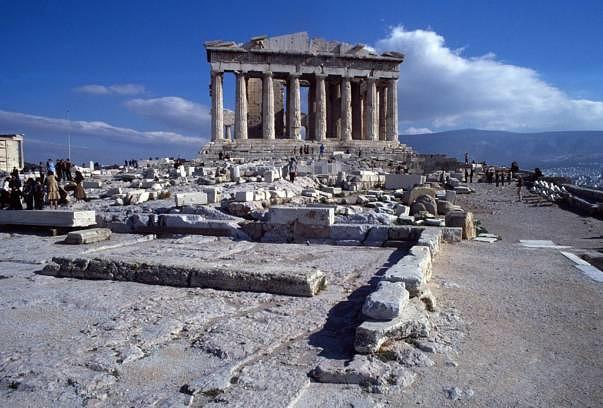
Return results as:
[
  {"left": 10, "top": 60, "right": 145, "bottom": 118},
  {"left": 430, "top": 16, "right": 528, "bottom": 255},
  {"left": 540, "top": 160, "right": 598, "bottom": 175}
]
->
[
  {"left": 41, "top": 256, "right": 326, "bottom": 297},
  {"left": 268, "top": 206, "right": 335, "bottom": 226},
  {"left": 383, "top": 246, "right": 432, "bottom": 296},
  {"left": 384, "top": 174, "right": 426, "bottom": 190},
  {"left": 355, "top": 298, "right": 431, "bottom": 354},
  {"left": 64, "top": 228, "right": 112, "bottom": 245},
  {"left": 175, "top": 192, "right": 208, "bottom": 207},
  {"left": 0, "top": 210, "right": 96, "bottom": 227},
  {"left": 362, "top": 281, "right": 409, "bottom": 320}
]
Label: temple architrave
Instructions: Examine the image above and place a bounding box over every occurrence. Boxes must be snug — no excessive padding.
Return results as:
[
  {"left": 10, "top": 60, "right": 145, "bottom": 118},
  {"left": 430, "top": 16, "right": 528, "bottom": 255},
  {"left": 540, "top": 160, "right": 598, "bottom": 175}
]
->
[{"left": 199, "top": 32, "right": 412, "bottom": 160}]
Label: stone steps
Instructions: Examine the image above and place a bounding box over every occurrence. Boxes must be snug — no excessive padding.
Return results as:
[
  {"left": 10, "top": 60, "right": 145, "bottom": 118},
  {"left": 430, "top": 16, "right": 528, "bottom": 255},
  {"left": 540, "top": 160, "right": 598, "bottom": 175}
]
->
[{"left": 0, "top": 210, "right": 96, "bottom": 227}]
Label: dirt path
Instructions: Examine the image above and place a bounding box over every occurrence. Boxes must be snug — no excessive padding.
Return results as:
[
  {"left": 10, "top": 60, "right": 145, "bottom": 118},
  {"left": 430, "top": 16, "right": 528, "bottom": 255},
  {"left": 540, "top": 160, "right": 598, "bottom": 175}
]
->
[{"left": 405, "top": 183, "right": 603, "bottom": 407}]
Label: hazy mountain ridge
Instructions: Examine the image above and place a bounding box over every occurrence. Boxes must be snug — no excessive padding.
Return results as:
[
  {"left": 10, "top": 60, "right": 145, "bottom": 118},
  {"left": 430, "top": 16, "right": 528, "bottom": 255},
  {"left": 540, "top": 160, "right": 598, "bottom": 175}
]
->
[{"left": 399, "top": 129, "right": 603, "bottom": 168}]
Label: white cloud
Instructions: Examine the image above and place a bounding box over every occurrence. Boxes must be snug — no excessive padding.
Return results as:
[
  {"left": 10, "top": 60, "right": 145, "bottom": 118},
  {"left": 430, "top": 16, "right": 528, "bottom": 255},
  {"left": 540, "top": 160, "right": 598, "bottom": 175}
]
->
[
  {"left": 125, "top": 96, "right": 211, "bottom": 133},
  {"left": 375, "top": 26, "right": 603, "bottom": 131},
  {"left": 0, "top": 110, "right": 202, "bottom": 146},
  {"left": 403, "top": 127, "right": 433, "bottom": 135},
  {"left": 75, "top": 83, "right": 146, "bottom": 96}
]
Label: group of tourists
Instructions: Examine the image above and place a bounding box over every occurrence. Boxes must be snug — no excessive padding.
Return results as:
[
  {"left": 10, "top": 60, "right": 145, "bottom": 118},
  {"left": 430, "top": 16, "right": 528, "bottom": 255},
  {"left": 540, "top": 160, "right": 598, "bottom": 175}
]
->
[{"left": 0, "top": 158, "right": 87, "bottom": 211}]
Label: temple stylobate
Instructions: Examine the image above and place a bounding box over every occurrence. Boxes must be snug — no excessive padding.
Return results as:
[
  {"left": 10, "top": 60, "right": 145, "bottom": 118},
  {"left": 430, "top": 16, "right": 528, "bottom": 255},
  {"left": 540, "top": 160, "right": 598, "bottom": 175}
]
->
[{"left": 201, "top": 32, "right": 409, "bottom": 159}]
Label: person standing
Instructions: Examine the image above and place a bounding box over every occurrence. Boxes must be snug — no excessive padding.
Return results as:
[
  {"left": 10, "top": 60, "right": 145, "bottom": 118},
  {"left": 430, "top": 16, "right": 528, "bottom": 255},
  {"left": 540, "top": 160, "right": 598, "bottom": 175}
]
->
[
  {"left": 469, "top": 166, "right": 474, "bottom": 183},
  {"left": 319, "top": 143, "right": 325, "bottom": 159},
  {"left": 65, "top": 159, "right": 73, "bottom": 181},
  {"left": 23, "top": 178, "right": 35, "bottom": 210},
  {"left": 34, "top": 178, "right": 45, "bottom": 210},
  {"left": 1, "top": 177, "right": 11, "bottom": 209},
  {"left": 495, "top": 171, "right": 500, "bottom": 187},
  {"left": 517, "top": 176, "right": 524, "bottom": 201},
  {"left": 45, "top": 171, "right": 60, "bottom": 209},
  {"left": 73, "top": 170, "right": 87, "bottom": 201},
  {"left": 288, "top": 157, "right": 298, "bottom": 183}
]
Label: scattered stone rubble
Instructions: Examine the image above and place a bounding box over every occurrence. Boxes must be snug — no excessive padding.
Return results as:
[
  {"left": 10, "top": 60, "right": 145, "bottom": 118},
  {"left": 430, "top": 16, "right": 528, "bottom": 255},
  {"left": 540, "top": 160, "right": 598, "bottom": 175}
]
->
[{"left": 3, "top": 154, "right": 480, "bottom": 403}]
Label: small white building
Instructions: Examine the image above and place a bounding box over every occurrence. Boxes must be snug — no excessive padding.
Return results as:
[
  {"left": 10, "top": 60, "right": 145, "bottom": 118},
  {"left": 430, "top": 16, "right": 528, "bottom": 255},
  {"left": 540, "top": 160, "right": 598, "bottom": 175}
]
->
[{"left": 0, "top": 134, "right": 25, "bottom": 173}]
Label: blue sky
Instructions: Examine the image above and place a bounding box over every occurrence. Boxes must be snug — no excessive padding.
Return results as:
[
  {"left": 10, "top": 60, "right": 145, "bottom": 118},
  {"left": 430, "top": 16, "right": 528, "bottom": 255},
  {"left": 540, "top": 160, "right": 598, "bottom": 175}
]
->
[{"left": 1, "top": 0, "right": 602, "bottom": 163}]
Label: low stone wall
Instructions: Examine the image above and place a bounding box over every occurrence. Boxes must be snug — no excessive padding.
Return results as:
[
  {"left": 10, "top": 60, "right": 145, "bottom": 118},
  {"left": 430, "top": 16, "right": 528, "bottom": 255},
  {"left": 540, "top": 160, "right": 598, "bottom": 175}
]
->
[{"left": 41, "top": 256, "right": 326, "bottom": 297}]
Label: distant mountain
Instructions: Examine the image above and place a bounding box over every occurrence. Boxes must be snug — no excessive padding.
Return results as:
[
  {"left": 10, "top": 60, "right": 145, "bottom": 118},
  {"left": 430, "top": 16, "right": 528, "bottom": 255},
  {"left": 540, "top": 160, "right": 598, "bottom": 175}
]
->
[{"left": 398, "top": 129, "right": 603, "bottom": 169}]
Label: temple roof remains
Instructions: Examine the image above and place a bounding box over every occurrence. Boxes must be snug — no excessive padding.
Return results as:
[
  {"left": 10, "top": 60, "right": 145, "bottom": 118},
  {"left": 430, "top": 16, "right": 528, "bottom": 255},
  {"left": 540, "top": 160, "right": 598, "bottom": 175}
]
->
[{"left": 204, "top": 32, "right": 403, "bottom": 62}]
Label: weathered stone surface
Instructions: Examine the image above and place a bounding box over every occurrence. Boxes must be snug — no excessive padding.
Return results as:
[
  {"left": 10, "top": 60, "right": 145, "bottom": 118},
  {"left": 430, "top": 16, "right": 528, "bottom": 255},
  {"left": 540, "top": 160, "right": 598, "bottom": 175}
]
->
[
  {"left": 175, "top": 192, "right": 208, "bottom": 207},
  {"left": 383, "top": 246, "right": 432, "bottom": 296},
  {"left": 362, "top": 281, "right": 409, "bottom": 320},
  {"left": 384, "top": 174, "right": 426, "bottom": 190},
  {"left": 157, "top": 215, "right": 246, "bottom": 238},
  {"left": 235, "top": 190, "right": 254, "bottom": 202},
  {"left": 379, "top": 342, "right": 434, "bottom": 367},
  {"left": 437, "top": 199, "right": 456, "bottom": 215},
  {"left": 405, "top": 186, "right": 436, "bottom": 205},
  {"left": 445, "top": 189, "right": 457, "bottom": 204},
  {"left": 329, "top": 224, "right": 370, "bottom": 241},
  {"left": 364, "top": 225, "right": 389, "bottom": 245},
  {"left": 411, "top": 194, "right": 437, "bottom": 216},
  {"left": 441, "top": 226, "right": 462, "bottom": 242},
  {"left": 417, "top": 228, "right": 443, "bottom": 257},
  {"left": 64, "top": 228, "right": 112, "bottom": 245},
  {"left": 0, "top": 210, "right": 96, "bottom": 227},
  {"left": 268, "top": 206, "right": 334, "bottom": 226},
  {"left": 355, "top": 298, "right": 431, "bottom": 353},
  {"left": 445, "top": 211, "right": 476, "bottom": 240},
  {"left": 310, "top": 354, "right": 415, "bottom": 391},
  {"left": 203, "top": 187, "right": 222, "bottom": 204},
  {"left": 41, "top": 256, "right": 326, "bottom": 297}
]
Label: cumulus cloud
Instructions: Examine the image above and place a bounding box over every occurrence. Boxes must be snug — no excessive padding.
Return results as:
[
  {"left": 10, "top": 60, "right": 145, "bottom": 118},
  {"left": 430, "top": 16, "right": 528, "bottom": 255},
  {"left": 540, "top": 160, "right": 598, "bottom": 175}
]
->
[
  {"left": 0, "top": 110, "right": 201, "bottom": 146},
  {"left": 375, "top": 26, "right": 603, "bottom": 131},
  {"left": 125, "top": 96, "right": 211, "bottom": 133},
  {"left": 75, "top": 83, "right": 146, "bottom": 95}
]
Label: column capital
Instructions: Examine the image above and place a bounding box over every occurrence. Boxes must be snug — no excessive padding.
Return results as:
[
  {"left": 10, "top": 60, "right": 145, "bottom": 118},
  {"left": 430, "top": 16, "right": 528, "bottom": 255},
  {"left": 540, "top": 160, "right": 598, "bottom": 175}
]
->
[
  {"left": 315, "top": 73, "right": 327, "bottom": 79},
  {"left": 211, "top": 69, "right": 223, "bottom": 76},
  {"left": 263, "top": 71, "right": 273, "bottom": 77}
]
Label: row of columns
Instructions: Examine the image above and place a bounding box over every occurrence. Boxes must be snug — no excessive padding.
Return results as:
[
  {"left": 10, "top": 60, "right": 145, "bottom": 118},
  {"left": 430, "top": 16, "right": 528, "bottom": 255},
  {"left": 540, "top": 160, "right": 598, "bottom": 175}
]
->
[{"left": 210, "top": 71, "right": 398, "bottom": 142}]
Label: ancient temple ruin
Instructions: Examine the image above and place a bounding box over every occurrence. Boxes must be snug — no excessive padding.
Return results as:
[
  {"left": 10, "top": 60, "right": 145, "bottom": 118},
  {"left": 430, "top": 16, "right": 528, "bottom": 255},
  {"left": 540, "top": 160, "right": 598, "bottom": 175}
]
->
[{"left": 200, "top": 32, "right": 411, "bottom": 159}]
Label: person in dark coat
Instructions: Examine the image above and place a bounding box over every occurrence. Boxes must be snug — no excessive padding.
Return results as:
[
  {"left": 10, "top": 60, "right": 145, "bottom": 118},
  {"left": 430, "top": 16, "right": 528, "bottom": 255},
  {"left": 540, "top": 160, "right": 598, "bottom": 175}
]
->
[
  {"left": 1, "top": 177, "right": 10, "bottom": 209},
  {"left": 34, "top": 178, "right": 45, "bottom": 210},
  {"left": 9, "top": 186, "right": 23, "bottom": 210},
  {"left": 23, "top": 178, "right": 35, "bottom": 210},
  {"left": 73, "top": 170, "right": 87, "bottom": 201}
]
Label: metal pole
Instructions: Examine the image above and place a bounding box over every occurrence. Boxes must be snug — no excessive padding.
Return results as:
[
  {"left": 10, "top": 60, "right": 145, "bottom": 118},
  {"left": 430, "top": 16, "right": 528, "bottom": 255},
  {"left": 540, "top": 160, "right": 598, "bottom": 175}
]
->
[{"left": 67, "top": 109, "right": 71, "bottom": 160}]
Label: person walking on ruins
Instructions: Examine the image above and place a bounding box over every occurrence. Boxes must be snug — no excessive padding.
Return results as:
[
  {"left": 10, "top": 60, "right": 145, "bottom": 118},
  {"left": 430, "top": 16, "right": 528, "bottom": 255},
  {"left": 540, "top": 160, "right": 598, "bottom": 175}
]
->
[
  {"left": 464, "top": 152, "right": 469, "bottom": 164},
  {"left": 73, "top": 170, "right": 87, "bottom": 201},
  {"left": 469, "top": 166, "right": 474, "bottom": 183},
  {"left": 495, "top": 171, "right": 500, "bottom": 187},
  {"left": 319, "top": 143, "right": 325, "bottom": 159},
  {"left": 288, "top": 157, "right": 298, "bottom": 183},
  {"left": 501, "top": 171, "right": 505, "bottom": 186},
  {"left": 65, "top": 159, "right": 73, "bottom": 181},
  {"left": 517, "top": 176, "right": 524, "bottom": 201},
  {"left": 45, "top": 171, "right": 60, "bottom": 209},
  {"left": 464, "top": 167, "right": 469, "bottom": 183},
  {"left": 9, "top": 185, "right": 23, "bottom": 210}
]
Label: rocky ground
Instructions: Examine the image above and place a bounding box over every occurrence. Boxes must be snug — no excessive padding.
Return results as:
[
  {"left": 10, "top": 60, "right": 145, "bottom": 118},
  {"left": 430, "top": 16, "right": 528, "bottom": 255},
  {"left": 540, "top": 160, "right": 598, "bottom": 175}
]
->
[{"left": 0, "top": 179, "right": 601, "bottom": 407}]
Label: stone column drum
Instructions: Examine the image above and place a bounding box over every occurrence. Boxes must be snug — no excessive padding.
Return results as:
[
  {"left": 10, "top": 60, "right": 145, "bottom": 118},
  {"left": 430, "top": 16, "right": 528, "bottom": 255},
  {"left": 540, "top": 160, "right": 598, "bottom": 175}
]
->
[
  {"left": 379, "top": 86, "right": 387, "bottom": 141},
  {"left": 235, "top": 71, "right": 248, "bottom": 140},
  {"left": 315, "top": 74, "right": 327, "bottom": 142},
  {"left": 288, "top": 74, "right": 301, "bottom": 140},
  {"left": 340, "top": 77, "right": 352, "bottom": 142},
  {"left": 262, "top": 71, "right": 275, "bottom": 140},
  {"left": 211, "top": 71, "right": 224, "bottom": 141},
  {"left": 386, "top": 79, "right": 399, "bottom": 141}
]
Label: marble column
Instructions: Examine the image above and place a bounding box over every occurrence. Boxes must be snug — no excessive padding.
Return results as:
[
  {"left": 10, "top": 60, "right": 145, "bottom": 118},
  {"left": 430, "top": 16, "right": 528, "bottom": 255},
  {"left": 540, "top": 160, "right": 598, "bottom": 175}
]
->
[
  {"left": 288, "top": 74, "right": 301, "bottom": 140},
  {"left": 262, "top": 71, "right": 275, "bottom": 140},
  {"left": 379, "top": 85, "right": 387, "bottom": 141},
  {"left": 386, "top": 79, "right": 399, "bottom": 141},
  {"left": 340, "top": 77, "right": 352, "bottom": 142},
  {"left": 351, "top": 81, "right": 362, "bottom": 140},
  {"left": 210, "top": 71, "right": 224, "bottom": 141},
  {"left": 235, "top": 71, "right": 248, "bottom": 140},
  {"left": 315, "top": 74, "right": 327, "bottom": 142},
  {"left": 225, "top": 125, "right": 232, "bottom": 141},
  {"left": 365, "top": 78, "right": 378, "bottom": 141}
]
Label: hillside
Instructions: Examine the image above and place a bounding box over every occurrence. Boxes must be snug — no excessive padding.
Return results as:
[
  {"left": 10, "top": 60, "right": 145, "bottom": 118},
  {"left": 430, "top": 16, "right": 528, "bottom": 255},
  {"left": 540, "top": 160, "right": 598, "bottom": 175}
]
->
[{"left": 399, "top": 129, "right": 603, "bottom": 168}]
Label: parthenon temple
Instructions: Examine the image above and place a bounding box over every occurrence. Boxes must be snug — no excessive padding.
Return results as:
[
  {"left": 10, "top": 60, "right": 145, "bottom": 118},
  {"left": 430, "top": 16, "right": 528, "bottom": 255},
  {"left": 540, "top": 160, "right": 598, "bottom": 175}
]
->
[{"left": 200, "top": 32, "right": 411, "bottom": 159}]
